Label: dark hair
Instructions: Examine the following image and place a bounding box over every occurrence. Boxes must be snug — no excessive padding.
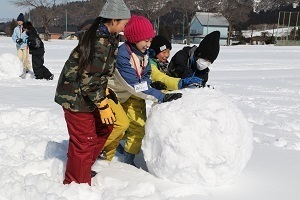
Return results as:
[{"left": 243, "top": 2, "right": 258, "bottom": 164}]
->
[
  {"left": 75, "top": 17, "right": 121, "bottom": 76},
  {"left": 23, "top": 21, "right": 34, "bottom": 30}
]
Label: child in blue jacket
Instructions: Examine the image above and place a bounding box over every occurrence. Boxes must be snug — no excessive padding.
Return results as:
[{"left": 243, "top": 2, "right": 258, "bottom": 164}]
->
[{"left": 12, "top": 13, "right": 31, "bottom": 77}]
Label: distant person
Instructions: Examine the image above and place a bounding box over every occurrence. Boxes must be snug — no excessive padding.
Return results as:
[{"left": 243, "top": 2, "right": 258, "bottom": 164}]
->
[
  {"left": 23, "top": 21, "right": 54, "bottom": 80},
  {"left": 12, "top": 13, "right": 31, "bottom": 78},
  {"left": 54, "top": 0, "right": 131, "bottom": 185},
  {"left": 167, "top": 31, "right": 221, "bottom": 87}
]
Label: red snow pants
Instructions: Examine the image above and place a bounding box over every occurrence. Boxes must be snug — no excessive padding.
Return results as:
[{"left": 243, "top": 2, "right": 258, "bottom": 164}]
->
[{"left": 63, "top": 108, "right": 113, "bottom": 185}]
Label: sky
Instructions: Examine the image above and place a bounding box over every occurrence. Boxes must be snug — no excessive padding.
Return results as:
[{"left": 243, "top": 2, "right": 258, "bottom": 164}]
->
[
  {"left": 0, "top": 37, "right": 300, "bottom": 200},
  {"left": 0, "top": 0, "right": 84, "bottom": 19}
]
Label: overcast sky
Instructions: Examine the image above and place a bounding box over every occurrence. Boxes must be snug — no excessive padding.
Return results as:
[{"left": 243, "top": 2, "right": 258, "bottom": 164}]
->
[
  {"left": 0, "top": 0, "right": 83, "bottom": 19},
  {"left": 0, "top": 0, "right": 21, "bottom": 19}
]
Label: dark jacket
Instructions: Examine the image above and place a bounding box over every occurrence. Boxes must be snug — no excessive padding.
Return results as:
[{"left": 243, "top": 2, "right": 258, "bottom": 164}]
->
[
  {"left": 55, "top": 25, "right": 119, "bottom": 112},
  {"left": 167, "top": 46, "right": 209, "bottom": 86},
  {"left": 25, "top": 29, "right": 44, "bottom": 55}
]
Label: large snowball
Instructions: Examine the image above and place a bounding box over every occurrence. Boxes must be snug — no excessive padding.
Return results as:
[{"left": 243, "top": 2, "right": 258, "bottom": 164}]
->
[
  {"left": 143, "top": 88, "right": 253, "bottom": 186},
  {"left": 0, "top": 53, "right": 23, "bottom": 78}
]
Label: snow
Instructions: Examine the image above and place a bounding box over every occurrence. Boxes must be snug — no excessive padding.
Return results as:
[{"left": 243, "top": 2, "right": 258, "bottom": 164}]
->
[
  {"left": 242, "top": 27, "right": 294, "bottom": 38},
  {"left": 143, "top": 88, "right": 253, "bottom": 186},
  {"left": 0, "top": 37, "right": 300, "bottom": 200}
]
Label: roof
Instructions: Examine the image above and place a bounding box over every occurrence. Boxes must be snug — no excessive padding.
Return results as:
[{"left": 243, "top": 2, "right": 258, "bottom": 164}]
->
[{"left": 194, "top": 12, "right": 229, "bottom": 26}]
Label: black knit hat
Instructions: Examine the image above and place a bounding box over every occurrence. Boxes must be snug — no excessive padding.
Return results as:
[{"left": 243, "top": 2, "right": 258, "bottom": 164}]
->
[
  {"left": 195, "top": 31, "right": 220, "bottom": 63},
  {"left": 149, "top": 35, "right": 172, "bottom": 56},
  {"left": 17, "top": 13, "right": 25, "bottom": 22},
  {"left": 23, "top": 21, "right": 34, "bottom": 30}
]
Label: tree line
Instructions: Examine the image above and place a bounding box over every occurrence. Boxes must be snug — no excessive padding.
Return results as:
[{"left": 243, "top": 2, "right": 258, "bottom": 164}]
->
[{"left": 9, "top": 0, "right": 299, "bottom": 43}]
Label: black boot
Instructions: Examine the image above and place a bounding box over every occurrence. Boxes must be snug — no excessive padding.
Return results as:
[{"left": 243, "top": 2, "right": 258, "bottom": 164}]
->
[
  {"left": 98, "top": 150, "right": 107, "bottom": 160},
  {"left": 91, "top": 170, "right": 97, "bottom": 178}
]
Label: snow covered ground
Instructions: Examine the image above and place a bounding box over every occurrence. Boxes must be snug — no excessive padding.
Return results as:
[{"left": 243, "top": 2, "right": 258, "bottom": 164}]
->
[{"left": 0, "top": 37, "right": 300, "bottom": 200}]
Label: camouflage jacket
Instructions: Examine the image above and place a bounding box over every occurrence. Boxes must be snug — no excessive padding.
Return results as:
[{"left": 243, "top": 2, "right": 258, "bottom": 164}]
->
[{"left": 54, "top": 32, "right": 119, "bottom": 112}]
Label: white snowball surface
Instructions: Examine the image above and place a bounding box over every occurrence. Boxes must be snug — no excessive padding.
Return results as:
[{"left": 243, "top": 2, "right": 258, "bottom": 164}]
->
[
  {"left": 0, "top": 53, "right": 23, "bottom": 78},
  {"left": 143, "top": 88, "right": 253, "bottom": 186}
]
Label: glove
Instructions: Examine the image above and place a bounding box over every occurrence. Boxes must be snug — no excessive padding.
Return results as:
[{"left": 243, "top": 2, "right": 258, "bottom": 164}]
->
[
  {"left": 180, "top": 76, "right": 203, "bottom": 88},
  {"left": 106, "top": 87, "right": 118, "bottom": 104},
  {"left": 150, "top": 81, "right": 167, "bottom": 90},
  {"left": 97, "top": 98, "right": 116, "bottom": 124},
  {"left": 163, "top": 93, "right": 182, "bottom": 103},
  {"left": 16, "top": 38, "right": 23, "bottom": 44}
]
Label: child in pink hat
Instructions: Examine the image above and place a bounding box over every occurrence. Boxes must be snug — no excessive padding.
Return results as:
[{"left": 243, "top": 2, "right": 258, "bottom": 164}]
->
[{"left": 106, "top": 15, "right": 182, "bottom": 166}]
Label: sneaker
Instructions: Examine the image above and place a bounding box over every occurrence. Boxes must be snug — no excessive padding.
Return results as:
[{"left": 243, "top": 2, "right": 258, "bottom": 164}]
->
[
  {"left": 19, "top": 68, "right": 27, "bottom": 78},
  {"left": 98, "top": 150, "right": 107, "bottom": 160},
  {"left": 46, "top": 74, "right": 54, "bottom": 80}
]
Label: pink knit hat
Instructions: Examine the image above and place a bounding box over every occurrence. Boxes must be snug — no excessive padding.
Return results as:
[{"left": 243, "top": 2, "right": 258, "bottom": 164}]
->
[{"left": 124, "top": 15, "right": 155, "bottom": 43}]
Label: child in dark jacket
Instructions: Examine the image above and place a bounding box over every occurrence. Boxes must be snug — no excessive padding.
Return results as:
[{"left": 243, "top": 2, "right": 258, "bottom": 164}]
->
[
  {"left": 23, "top": 21, "right": 53, "bottom": 80},
  {"left": 167, "top": 31, "right": 220, "bottom": 87}
]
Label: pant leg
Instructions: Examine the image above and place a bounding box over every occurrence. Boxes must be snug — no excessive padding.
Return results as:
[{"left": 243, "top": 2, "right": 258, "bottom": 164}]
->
[
  {"left": 31, "top": 54, "right": 52, "bottom": 79},
  {"left": 91, "top": 109, "right": 113, "bottom": 163},
  {"left": 121, "top": 96, "right": 147, "bottom": 155},
  {"left": 17, "top": 48, "right": 26, "bottom": 71},
  {"left": 31, "top": 54, "right": 44, "bottom": 79},
  {"left": 63, "top": 108, "right": 112, "bottom": 185},
  {"left": 18, "top": 48, "right": 31, "bottom": 71},
  {"left": 103, "top": 99, "right": 130, "bottom": 161},
  {"left": 39, "top": 54, "right": 53, "bottom": 79},
  {"left": 23, "top": 47, "right": 31, "bottom": 71}
]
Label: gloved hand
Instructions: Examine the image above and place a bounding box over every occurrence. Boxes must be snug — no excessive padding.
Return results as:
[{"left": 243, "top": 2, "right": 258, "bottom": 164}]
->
[
  {"left": 98, "top": 98, "right": 116, "bottom": 124},
  {"left": 16, "top": 38, "right": 23, "bottom": 44},
  {"left": 180, "top": 76, "right": 203, "bottom": 88},
  {"left": 150, "top": 81, "right": 167, "bottom": 90},
  {"left": 163, "top": 93, "right": 182, "bottom": 103},
  {"left": 106, "top": 87, "right": 118, "bottom": 104}
]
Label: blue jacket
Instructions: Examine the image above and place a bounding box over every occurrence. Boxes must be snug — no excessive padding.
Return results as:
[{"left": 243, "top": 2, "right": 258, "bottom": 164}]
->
[
  {"left": 109, "top": 42, "right": 165, "bottom": 103},
  {"left": 12, "top": 25, "right": 28, "bottom": 49}
]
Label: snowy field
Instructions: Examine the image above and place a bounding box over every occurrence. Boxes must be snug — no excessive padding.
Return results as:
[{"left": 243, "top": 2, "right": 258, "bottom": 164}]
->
[{"left": 0, "top": 36, "right": 300, "bottom": 200}]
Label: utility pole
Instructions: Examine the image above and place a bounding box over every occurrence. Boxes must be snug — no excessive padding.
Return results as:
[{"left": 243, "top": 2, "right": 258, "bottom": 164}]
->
[
  {"left": 182, "top": 15, "right": 185, "bottom": 42},
  {"left": 66, "top": 9, "right": 68, "bottom": 33}
]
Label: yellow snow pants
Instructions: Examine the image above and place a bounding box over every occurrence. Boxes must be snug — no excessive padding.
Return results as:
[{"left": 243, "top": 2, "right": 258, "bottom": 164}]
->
[
  {"left": 103, "top": 99, "right": 130, "bottom": 161},
  {"left": 121, "top": 96, "right": 147, "bottom": 155}
]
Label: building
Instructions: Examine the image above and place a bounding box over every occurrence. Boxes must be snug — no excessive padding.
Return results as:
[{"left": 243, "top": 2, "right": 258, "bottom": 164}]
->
[
  {"left": 36, "top": 25, "right": 78, "bottom": 40},
  {"left": 190, "top": 12, "right": 229, "bottom": 45}
]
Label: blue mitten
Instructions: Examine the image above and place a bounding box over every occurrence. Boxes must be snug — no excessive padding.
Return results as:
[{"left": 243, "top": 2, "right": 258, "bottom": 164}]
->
[{"left": 179, "top": 77, "right": 203, "bottom": 88}]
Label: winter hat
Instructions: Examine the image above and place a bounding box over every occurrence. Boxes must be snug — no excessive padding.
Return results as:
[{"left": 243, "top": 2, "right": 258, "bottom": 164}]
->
[
  {"left": 149, "top": 35, "right": 172, "bottom": 56},
  {"left": 17, "top": 13, "right": 25, "bottom": 22},
  {"left": 23, "top": 21, "right": 34, "bottom": 30},
  {"left": 99, "top": 0, "right": 131, "bottom": 19},
  {"left": 195, "top": 31, "right": 220, "bottom": 63},
  {"left": 124, "top": 15, "right": 155, "bottom": 43}
]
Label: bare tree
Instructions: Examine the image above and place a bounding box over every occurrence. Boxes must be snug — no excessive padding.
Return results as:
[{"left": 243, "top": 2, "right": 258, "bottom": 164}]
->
[
  {"left": 10, "top": 0, "right": 64, "bottom": 41},
  {"left": 171, "top": 0, "right": 200, "bottom": 45},
  {"left": 218, "top": 0, "right": 253, "bottom": 45},
  {"left": 124, "top": 0, "right": 172, "bottom": 34}
]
